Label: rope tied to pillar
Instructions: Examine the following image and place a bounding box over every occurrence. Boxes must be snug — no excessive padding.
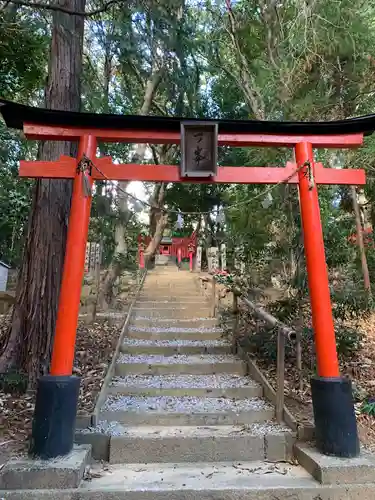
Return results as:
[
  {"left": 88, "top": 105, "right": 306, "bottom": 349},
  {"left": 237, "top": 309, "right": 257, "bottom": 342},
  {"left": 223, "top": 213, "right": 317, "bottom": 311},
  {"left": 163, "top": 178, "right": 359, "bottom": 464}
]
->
[
  {"left": 301, "top": 160, "right": 315, "bottom": 191},
  {"left": 77, "top": 154, "right": 94, "bottom": 197}
]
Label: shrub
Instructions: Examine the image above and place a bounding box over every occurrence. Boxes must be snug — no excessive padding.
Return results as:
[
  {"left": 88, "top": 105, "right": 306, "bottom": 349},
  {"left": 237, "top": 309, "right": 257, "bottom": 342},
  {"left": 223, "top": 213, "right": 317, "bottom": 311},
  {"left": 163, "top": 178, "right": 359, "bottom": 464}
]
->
[
  {"left": 335, "top": 326, "right": 364, "bottom": 357},
  {"left": 361, "top": 399, "right": 375, "bottom": 417},
  {"left": 332, "top": 289, "right": 373, "bottom": 321}
]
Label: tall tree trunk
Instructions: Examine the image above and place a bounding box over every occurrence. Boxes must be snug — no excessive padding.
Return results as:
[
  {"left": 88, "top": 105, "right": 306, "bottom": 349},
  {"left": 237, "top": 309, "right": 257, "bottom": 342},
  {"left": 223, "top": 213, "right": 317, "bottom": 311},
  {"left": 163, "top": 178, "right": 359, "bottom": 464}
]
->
[
  {"left": 144, "top": 213, "right": 169, "bottom": 263},
  {"left": 0, "top": 0, "right": 86, "bottom": 382},
  {"left": 100, "top": 68, "right": 165, "bottom": 308},
  {"left": 204, "top": 213, "right": 214, "bottom": 264},
  {"left": 115, "top": 68, "right": 165, "bottom": 252},
  {"left": 351, "top": 186, "right": 371, "bottom": 294},
  {"left": 144, "top": 181, "right": 167, "bottom": 263},
  {"left": 143, "top": 143, "right": 176, "bottom": 262}
]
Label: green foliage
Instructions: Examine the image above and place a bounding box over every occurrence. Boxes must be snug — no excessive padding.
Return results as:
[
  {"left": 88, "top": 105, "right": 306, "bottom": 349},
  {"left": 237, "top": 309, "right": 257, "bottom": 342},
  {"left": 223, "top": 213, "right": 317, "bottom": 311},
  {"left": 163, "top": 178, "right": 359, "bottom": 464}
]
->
[
  {"left": 0, "top": 371, "right": 28, "bottom": 395},
  {"left": 0, "top": 125, "right": 33, "bottom": 265},
  {"left": 336, "top": 326, "right": 364, "bottom": 357},
  {"left": 361, "top": 399, "right": 375, "bottom": 417},
  {"left": 239, "top": 319, "right": 363, "bottom": 368},
  {"left": 0, "top": 9, "right": 48, "bottom": 100},
  {"left": 2, "top": 0, "right": 375, "bottom": 310},
  {"left": 0, "top": 6, "right": 48, "bottom": 265},
  {"left": 267, "top": 297, "right": 303, "bottom": 324},
  {"left": 332, "top": 289, "right": 373, "bottom": 321},
  {"left": 244, "top": 326, "right": 279, "bottom": 362}
]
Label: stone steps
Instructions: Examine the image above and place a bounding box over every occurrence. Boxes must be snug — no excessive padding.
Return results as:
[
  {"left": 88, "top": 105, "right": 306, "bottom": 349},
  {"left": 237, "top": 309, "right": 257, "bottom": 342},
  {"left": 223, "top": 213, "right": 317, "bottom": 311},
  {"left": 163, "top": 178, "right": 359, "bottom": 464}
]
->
[
  {"left": 133, "top": 308, "right": 212, "bottom": 319},
  {"left": 120, "top": 337, "right": 231, "bottom": 355},
  {"left": 73, "top": 461, "right": 327, "bottom": 499},
  {"left": 107, "top": 423, "right": 294, "bottom": 464},
  {"left": 115, "top": 353, "right": 246, "bottom": 376},
  {"left": 76, "top": 268, "right": 299, "bottom": 492},
  {"left": 97, "top": 268, "right": 288, "bottom": 459},
  {"left": 127, "top": 328, "right": 223, "bottom": 341},
  {"left": 135, "top": 300, "right": 208, "bottom": 308},
  {"left": 100, "top": 394, "right": 274, "bottom": 426},
  {"left": 138, "top": 296, "right": 207, "bottom": 302},
  {"left": 108, "top": 373, "right": 263, "bottom": 398},
  {"left": 131, "top": 317, "right": 219, "bottom": 328}
]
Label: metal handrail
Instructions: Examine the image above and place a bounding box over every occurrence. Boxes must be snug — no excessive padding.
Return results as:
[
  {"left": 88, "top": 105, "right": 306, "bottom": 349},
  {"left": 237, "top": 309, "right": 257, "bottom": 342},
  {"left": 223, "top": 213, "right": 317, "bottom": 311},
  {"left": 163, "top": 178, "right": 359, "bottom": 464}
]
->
[{"left": 200, "top": 274, "right": 302, "bottom": 423}]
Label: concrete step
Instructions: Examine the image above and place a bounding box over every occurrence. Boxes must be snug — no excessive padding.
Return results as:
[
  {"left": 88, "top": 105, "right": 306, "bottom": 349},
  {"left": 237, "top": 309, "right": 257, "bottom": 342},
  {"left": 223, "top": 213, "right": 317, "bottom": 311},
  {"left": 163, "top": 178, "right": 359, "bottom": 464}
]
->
[
  {"left": 5, "top": 463, "right": 375, "bottom": 499},
  {"left": 138, "top": 296, "right": 206, "bottom": 302},
  {"left": 115, "top": 353, "right": 246, "bottom": 376},
  {"left": 135, "top": 301, "right": 207, "bottom": 309},
  {"left": 131, "top": 317, "right": 219, "bottom": 328},
  {"left": 108, "top": 373, "right": 263, "bottom": 398},
  {"left": 295, "top": 443, "right": 375, "bottom": 485},
  {"left": 107, "top": 423, "right": 294, "bottom": 464},
  {"left": 141, "top": 288, "right": 199, "bottom": 292},
  {"left": 133, "top": 308, "right": 212, "bottom": 319},
  {"left": 140, "top": 291, "right": 200, "bottom": 297},
  {"left": 120, "top": 338, "right": 231, "bottom": 355},
  {"left": 142, "top": 285, "right": 199, "bottom": 290},
  {"left": 127, "top": 328, "right": 223, "bottom": 341},
  {"left": 100, "top": 395, "right": 274, "bottom": 425},
  {"left": 76, "top": 460, "right": 328, "bottom": 499}
]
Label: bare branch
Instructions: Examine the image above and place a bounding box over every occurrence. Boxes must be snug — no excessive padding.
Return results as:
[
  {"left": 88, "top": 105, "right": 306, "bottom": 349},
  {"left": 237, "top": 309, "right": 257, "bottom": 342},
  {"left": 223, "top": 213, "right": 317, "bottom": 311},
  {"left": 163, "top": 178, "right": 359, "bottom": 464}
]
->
[
  {"left": 1, "top": 0, "right": 123, "bottom": 17},
  {"left": 224, "top": 0, "right": 265, "bottom": 119}
]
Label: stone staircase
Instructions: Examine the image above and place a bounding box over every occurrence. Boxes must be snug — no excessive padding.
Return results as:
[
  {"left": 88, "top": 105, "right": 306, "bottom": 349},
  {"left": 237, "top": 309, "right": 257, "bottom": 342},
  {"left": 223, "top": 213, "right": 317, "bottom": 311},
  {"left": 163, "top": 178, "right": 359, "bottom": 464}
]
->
[
  {"left": 97, "top": 267, "right": 295, "bottom": 466},
  {"left": 71, "top": 266, "right": 336, "bottom": 497}
]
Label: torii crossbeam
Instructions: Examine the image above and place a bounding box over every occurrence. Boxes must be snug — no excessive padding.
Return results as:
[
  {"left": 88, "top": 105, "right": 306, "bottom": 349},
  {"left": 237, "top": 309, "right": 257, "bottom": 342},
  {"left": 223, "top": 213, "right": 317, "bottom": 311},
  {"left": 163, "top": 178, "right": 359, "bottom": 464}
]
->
[{"left": 0, "top": 98, "right": 371, "bottom": 461}]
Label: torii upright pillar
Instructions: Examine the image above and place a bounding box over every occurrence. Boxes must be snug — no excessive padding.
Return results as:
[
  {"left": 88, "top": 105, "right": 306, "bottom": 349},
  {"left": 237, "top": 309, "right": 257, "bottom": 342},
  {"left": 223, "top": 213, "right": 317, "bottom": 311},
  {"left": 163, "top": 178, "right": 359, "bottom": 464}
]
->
[
  {"left": 296, "top": 142, "right": 359, "bottom": 457},
  {"left": 30, "top": 135, "right": 97, "bottom": 459}
]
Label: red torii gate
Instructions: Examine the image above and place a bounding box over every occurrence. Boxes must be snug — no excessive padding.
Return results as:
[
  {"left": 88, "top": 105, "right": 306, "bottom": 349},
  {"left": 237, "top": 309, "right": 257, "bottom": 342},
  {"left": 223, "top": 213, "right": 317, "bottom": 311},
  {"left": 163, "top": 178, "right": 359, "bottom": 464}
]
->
[{"left": 0, "top": 99, "right": 369, "bottom": 461}]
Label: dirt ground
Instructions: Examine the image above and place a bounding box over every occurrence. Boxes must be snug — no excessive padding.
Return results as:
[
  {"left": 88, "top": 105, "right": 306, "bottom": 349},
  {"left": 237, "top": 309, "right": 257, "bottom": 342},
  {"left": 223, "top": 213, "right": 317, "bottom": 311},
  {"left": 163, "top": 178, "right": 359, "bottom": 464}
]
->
[
  {"left": 212, "top": 278, "right": 375, "bottom": 451},
  {"left": 245, "top": 310, "right": 375, "bottom": 451},
  {"left": 0, "top": 318, "right": 123, "bottom": 460}
]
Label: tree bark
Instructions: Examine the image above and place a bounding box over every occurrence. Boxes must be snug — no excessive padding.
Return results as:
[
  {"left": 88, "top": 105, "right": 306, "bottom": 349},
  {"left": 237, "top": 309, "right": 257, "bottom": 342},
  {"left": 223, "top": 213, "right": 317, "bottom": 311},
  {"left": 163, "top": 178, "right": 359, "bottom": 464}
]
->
[
  {"left": 225, "top": 0, "right": 265, "bottom": 119},
  {"left": 115, "top": 68, "right": 165, "bottom": 253},
  {"left": 144, "top": 213, "right": 169, "bottom": 264},
  {"left": 351, "top": 186, "right": 371, "bottom": 294},
  {"left": 100, "top": 68, "right": 165, "bottom": 307},
  {"left": 143, "top": 144, "right": 175, "bottom": 262},
  {"left": 0, "top": 0, "right": 86, "bottom": 382},
  {"left": 143, "top": 181, "right": 168, "bottom": 262}
]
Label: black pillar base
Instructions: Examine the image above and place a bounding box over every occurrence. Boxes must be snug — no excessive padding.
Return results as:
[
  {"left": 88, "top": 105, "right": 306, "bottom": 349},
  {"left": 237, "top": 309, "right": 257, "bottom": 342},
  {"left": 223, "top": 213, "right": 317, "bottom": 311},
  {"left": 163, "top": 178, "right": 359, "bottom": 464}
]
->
[
  {"left": 311, "top": 376, "right": 360, "bottom": 458},
  {"left": 30, "top": 375, "right": 80, "bottom": 459}
]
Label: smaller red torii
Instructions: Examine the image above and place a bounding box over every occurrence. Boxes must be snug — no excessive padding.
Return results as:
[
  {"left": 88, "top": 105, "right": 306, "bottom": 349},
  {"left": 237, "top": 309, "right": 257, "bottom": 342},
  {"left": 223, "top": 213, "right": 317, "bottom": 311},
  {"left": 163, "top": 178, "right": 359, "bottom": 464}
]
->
[{"left": 138, "top": 231, "right": 197, "bottom": 271}]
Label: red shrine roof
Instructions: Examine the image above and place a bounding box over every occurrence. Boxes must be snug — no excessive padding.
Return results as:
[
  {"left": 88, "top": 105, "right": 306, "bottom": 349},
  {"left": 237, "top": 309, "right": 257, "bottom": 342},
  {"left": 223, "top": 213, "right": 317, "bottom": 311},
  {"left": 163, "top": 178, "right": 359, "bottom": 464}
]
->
[{"left": 1, "top": 99, "right": 375, "bottom": 136}]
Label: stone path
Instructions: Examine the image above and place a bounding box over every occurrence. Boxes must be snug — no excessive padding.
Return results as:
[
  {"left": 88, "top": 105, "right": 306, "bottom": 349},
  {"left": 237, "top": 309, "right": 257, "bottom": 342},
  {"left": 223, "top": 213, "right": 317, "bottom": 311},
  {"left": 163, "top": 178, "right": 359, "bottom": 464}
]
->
[{"left": 86, "top": 267, "right": 297, "bottom": 468}]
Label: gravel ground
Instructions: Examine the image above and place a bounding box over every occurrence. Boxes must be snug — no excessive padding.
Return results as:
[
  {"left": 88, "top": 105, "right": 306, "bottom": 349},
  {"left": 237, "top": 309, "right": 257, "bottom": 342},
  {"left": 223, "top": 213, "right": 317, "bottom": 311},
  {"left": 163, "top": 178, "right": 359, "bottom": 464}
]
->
[
  {"left": 130, "top": 326, "right": 222, "bottom": 333},
  {"left": 121, "top": 338, "right": 228, "bottom": 347},
  {"left": 132, "top": 317, "right": 217, "bottom": 323},
  {"left": 110, "top": 373, "right": 257, "bottom": 389},
  {"left": 133, "top": 317, "right": 217, "bottom": 322},
  {"left": 102, "top": 394, "right": 272, "bottom": 413},
  {"left": 116, "top": 353, "right": 240, "bottom": 364},
  {"left": 79, "top": 420, "right": 290, "bottom": 437}
]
